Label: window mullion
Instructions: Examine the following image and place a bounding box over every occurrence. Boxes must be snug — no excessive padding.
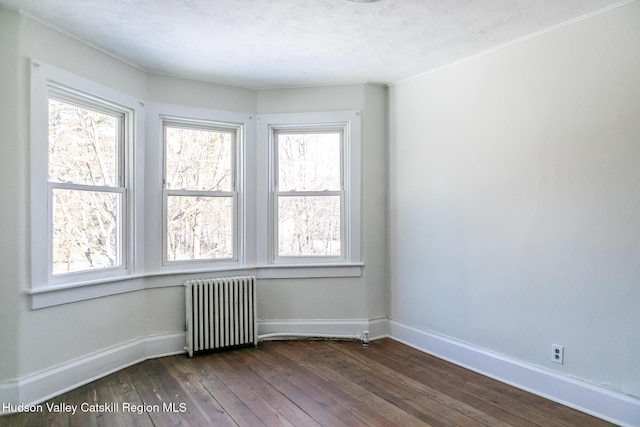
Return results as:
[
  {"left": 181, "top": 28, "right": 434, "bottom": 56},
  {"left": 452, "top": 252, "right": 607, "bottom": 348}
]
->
[
  {"left": 275, "top": 190, "right": 343, "bottom": 197},
  {"left": 164, "top": 189, "right": 236, "bottom": 198},
  {"left": 49, "top": 182, "right": 125, "bottom": 193}
]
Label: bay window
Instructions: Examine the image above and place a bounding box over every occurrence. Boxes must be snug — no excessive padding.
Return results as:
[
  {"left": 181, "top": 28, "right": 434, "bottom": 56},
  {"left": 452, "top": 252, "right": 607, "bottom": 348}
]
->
[{"left": 30, "top": 60, "right": 361, "bottom": 309}]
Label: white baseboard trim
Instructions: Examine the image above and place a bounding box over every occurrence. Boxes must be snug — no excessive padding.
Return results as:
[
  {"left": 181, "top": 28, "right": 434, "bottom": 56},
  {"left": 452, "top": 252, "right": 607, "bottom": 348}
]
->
[
  {"left": 2, "top": 319, "right": 379, "bottom": 413},
  {"left": 389, "top": 320, "right": 640, "bottom": 427},
  {"left": 7, "top": 319, "right": 635, "bottom": 425},
  {"left": 366, "top": 317, "right": 390, "bottom": 340},
  {"left": 258, "top": 317, "right": 389, "bottom": 341},
  {"left": 0, "top": 332, "right": 186, "bottom": 413}
]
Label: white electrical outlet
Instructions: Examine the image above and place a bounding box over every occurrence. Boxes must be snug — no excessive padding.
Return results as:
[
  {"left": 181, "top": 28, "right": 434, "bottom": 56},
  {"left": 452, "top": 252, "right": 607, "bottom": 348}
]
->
[{"left": 552, "top": 344, "right": 564, "bottom": 364}]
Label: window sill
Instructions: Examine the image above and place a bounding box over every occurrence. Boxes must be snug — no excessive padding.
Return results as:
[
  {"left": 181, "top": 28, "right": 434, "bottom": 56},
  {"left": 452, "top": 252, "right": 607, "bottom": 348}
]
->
[{"left": 27, "top": 263, "right": 364, "bottom": 309}]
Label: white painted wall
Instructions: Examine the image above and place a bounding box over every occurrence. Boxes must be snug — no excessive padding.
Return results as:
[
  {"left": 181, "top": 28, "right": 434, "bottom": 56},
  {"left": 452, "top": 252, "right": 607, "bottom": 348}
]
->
[
  {"left": 1, "top": 0, "right": 637, "bottom": 420},
  {"left": 0, "top": 10, "right": 185, "bottom": 382},
  {"left": 362, "top": 85, "right": 389, "bottom": 323},
  {"left": 389, "top": 1, "right": 640, "bottom": 399},
  {"left": 256, "top": 86, "right": 388, "bottom": 328},
  {"left": 147, "top": 73, "right": 257, "bottom": 113},
  {"left": 0, "top": 8, "right": 388, "bottom": 402},
  {"left": 0, "top": 8, "right": 23, "bottom": 402}
]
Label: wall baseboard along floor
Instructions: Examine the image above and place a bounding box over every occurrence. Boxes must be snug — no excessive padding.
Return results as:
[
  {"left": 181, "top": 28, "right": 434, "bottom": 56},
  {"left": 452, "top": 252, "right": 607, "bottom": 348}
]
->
[
  {"left": 389, "top": 320, "right": 640, "bottom": 427},
  {"left": 0, "top": 332, "right": 185, "bottom": 411},
  {"left": 258, "top": 317, "right": 389, "bottom": 341},
  {"left": 1, "top": 319, "right": 638, "bottom": 427}
]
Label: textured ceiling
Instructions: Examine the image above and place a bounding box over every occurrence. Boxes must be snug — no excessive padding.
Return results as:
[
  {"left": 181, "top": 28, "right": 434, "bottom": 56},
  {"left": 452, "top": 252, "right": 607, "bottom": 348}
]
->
[{"left": 0, "top": 0, "right": 629, "bottom": 88}]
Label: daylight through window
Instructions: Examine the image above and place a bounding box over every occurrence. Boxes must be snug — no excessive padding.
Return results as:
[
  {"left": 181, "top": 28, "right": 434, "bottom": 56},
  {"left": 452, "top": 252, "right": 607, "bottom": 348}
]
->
[
  {"left": 163, "top": 121, "right": 238, "bottom": 262},
  {"left": 48, "top": 95, "right": 125, "bottom": 275},
  {"left": 32, "top": 61, "right": 361, "bottom": 306},
  {"left": 274, "top": 130, "right": 344, "bottom": 258}
]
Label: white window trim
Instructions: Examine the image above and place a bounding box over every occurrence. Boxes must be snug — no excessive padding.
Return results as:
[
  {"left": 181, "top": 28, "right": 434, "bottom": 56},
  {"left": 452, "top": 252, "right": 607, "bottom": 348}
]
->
[
  {"left": 26, "top": 262, "right": 363, "bottom": 309},
  {"left": 272, "top": 126, "right": 346, "bottom": 263},
  {"left": 29, "top": 59, "right": 145, "bottom": 291},
  {"left": 257, "top": 111, "right": 362, "bottom": 266},
  {"left": 161, "top": 118, "right": 241, "bottom": 266},
  {"left": 145, "top": 102, "right": 253, "bottom": 273},
  {"left": 47, "top": 86, "right": 128, "bottom": 278},
  {"left": 28, "top": 62, "right": 362, "bottom": 310}
]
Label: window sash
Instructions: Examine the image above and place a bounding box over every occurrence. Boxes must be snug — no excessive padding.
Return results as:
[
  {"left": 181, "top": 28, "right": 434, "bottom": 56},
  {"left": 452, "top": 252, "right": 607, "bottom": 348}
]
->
[
  {"left": 274, "top": 192, "right": 344, "bottom": 259},
  {"left": 162, "top": 191, "right": 238, "bottom": 263},
  {"left": 49, "top": 183, "right": 125, "bottom": 276},
  {"left": 162, "top": 121, "right": 237, "bottom": 192},
  {"left": 274, "top": 130, "right": 343, "bottom": 193},
  {"left": 48, "top": 86, "right": 127, "bottom": 188},
  {"left": 161, "top": 119, "right": 240, "bottom": 265},
  {"left": 46, "top": 90, "right": 129, "bottom": 280},
  {"left": 271, "top": 127, "right": 347, "bottom": 262}
]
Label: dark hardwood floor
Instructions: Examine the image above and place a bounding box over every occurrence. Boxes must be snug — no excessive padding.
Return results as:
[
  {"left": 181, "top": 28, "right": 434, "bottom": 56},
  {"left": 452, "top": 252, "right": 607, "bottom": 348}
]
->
[{"left": 0, "top": 338, "right": 615, "bottom": 427}]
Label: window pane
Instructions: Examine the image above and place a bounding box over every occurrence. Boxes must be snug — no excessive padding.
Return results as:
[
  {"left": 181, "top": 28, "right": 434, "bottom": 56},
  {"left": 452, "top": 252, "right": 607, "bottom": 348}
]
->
[
  {"left": 167, "top": 196, "right": 233, "bottom": 260},
  {"left": 48, "top": 98, "right": 119, "bottom": 186},
  {"left": 277, "top": 133, "right": 341, "bottom": 191},
  {"left": 278, "top": 196, "right": 341, "bottom": 256},
  {"left": 165, "top": 126, "right": 233, "bottom": 191},
  {"left": 52, "top": 189, "right": 121, "bottom": 274}
]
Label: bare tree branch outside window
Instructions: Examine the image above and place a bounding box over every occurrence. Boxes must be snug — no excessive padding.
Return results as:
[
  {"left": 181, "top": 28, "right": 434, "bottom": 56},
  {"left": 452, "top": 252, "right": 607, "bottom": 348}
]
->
[
  {"left": 276, "top": 132, "right": 342, "bottom": 257},
  {"left": 48, "top": 98, "right": 122, "bottom": 274},
  {"left": 164, "top": 125, "right": 235, "bottom": 261}
]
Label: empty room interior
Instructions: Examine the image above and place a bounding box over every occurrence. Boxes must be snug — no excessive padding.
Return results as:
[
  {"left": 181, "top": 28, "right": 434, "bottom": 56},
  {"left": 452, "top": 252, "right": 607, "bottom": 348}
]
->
[{"left": 0, "top": 0, "right": 639, "bottom": 425}]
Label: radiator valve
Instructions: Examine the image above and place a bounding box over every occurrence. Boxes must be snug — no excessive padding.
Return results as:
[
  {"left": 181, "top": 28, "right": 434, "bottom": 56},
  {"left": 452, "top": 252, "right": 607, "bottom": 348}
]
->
[{"left": 361, "top": 330, "right": 370, "bottom": 347}]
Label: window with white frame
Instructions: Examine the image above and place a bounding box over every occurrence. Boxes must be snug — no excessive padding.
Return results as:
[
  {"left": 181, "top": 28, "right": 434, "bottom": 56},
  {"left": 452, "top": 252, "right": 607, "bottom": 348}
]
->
[
  {"left": 29, "top": 60, "right": 361, "bottom": 309},
  {"left": 30, "top": 60, "right": 142, "bottom": 294},
  {"left": 162, "top": 119, "right": 240, "bottom": 264},
  {"left": 274, "top": 129, "right": 344, "bottom": 258},
  {"left": 260, "top": 111, "right": 361, "bottom": 265},
  {"left": 48, "top": 90, "right": 127, "bottom": 275}
]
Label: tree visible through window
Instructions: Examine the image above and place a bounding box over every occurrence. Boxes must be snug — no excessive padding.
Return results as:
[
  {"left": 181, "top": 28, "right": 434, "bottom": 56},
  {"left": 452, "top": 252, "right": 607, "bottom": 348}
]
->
[
  {"left": 164, "top": 123, "right": 236, "bottom": 261},
  {"left": 275, "top": 131, "right": 343, "bottom": 257},
  {"left": 48, "top": 97, "right": 124, "bottom": 275}
]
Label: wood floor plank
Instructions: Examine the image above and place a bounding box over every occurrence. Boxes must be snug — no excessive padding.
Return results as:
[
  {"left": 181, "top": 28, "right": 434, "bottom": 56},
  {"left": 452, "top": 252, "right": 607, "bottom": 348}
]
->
[
  {"left": 105, "top": 372, "right": 154, "bottom": 427},
  {"left": 90, "top": 375, "right": 126, "bottom": 427},
  {"left": 124, "top": 359, "right": 194, "bottom": 427},
  {"left": 42, "top": 401, "right": 70, "bottom": 427},
  {"left": 337, "top": 345, "right": 584, "bottom": 425},
  {"left": 182, "top": 353, "right": 268, "bottom": 427},
  {"left": 311, "top": 341, "right": 470, "bottom": 426},
  {"left": 359, "top": 340, "right": 547, "bottom": 427},
  {"left": 234, "top": 345, "right": 368, "bottom": 427},
  {"left": 269, "top": 340, "right": 431, "bottom": 427},
  {"left": 289, "top": 340, "right": 488, "bottom": 426},
  {"left": 375, "top": 339, "right": 617, "bottom": 427},
  {"left": 216, "top": 350, "right": 323, "bottom": 427},
  {"left": 0, "top": 405, "right": 46, "bottom": 427},
  {"left": 0, "top": 339, "right": 618, "bottom": 427},
  {"left": 198, "top": 351, "right": 295, "bottom": 427},
  {"left": 64, "top": 380, "right": 99, "bottom": 427},
  {"left": 142, "top": 357, "right": 222, "bottom": 426},
  {"left": 258, "top": 341, "right": 407, "bottom": 427},
  {"left": 158, "top": 355, "right": 237, "bottom": 427},
  {"left": 365, "top": 339, "right": 572, "bottom": 427}
]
